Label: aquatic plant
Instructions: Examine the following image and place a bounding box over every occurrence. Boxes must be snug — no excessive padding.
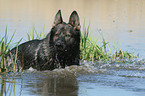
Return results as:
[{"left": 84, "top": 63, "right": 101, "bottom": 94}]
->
[
  {"left": 0, "top": 24, "right": 137, "bottom": 73},
  {"left": 27, "top": 25, "right": 46, "bottom": 40},
  {"left": 0, "top": 27, "right": 22, "bottom": 73},
  {"left": 80, "top": 23, "right": 137, "bottom": 62},
  {"left": 27, "top": 24, "right": 137, "bottom": 61}
]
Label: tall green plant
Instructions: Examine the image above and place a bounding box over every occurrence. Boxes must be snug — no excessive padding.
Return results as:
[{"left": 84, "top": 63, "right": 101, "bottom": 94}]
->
[
  {"left": 0, "top": 27, "right": 15, "bottom": 72},
  {"left": 0, "top": 24, "right": 137, "bottom": 73},
  {"left": 27, "top": 25, "right": 46, "bottom": 40},
  {"left": 0, "top": 27, "right": 22, "bottom": 72},
  {"left": 80, "top": 24, "right": 137, "bottom": 62}
]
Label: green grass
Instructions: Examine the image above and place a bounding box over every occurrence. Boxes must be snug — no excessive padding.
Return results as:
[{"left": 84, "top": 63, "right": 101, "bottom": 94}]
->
[
  {"left": 0, "top": 27, "right": 22, "bottom": 73},
  {"left": 80, "top": 24, "right": 137, "bottom": 62},
  {"left": 27, "top": 25, "right": 46, "bottom": 40},
  {"left": 0, "top": 25, "right": 137, "bottom": 73}
]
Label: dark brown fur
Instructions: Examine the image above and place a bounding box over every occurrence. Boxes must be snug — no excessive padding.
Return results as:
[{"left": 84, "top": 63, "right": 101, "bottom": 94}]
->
[{"left": 8, "top": 10, "right": 81, "bottom": 71}]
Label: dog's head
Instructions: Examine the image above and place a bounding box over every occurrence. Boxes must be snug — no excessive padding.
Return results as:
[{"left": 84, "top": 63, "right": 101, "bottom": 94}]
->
[{"left": 50, "top": 10, "right": 81, "bottom": 53}]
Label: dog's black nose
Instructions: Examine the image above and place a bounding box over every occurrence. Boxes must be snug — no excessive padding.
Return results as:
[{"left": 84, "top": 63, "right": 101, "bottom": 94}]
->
[
  {"left": 55, "top": 40, "right": 64, "bottom": 49},
  {"left": 55, "top": 41, "right": 62, "bottom": 47},
  {"left": 55, "top": 41, "right": 64, "bottom": 51}
]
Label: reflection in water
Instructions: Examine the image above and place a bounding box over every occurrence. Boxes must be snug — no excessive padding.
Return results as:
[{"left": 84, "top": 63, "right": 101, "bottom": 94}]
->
[
  {"left": 0, "top": 72, "right": 78, "bottom": 96},
  {"left": 0, "top": 78, "right": 6, "bottom": 96},
  {"left": 0, "top": 76, "right": 17, "bottom": 96},
  {"left": 1, "top": 61, "right": 145, "bottom": 96},
  {"left": 25, "top": 77, "right": 78, "bottom": 96},
  {"left": 1, "top": 0, "right": 145, "bottom": 96},
  {"left": 22, "top": 66, "right": 84, "bottom": 96}
]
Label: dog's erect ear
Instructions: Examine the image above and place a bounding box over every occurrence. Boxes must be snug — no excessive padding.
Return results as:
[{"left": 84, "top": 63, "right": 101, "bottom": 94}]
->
[
  {"left": 69, "top": 11, "right": 80, "bottom": 30},
  {"left": 54, "top": 10, "right": 63, "bottom": 25}
]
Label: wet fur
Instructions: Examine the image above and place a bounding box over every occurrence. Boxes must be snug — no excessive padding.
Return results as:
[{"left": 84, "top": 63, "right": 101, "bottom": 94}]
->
[{"left": 8, "top": 10, "right": 81, "bottom": 70}]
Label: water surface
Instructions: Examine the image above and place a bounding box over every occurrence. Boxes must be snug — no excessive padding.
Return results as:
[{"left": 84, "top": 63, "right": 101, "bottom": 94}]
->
[
  {"left": 1, "top": 60, "right": 145, "bottom": 96},
  {"left": 0, "top": 0, "right": 145, "bottom": 96}
]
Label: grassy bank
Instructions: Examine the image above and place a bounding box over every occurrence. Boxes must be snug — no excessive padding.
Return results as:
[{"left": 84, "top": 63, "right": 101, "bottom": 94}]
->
[
  {"left": 0, "top": 25, "right": 137, "bottom": 72},
  {"left": 80, "top": 24, "right": 137, "bottom": 62}
]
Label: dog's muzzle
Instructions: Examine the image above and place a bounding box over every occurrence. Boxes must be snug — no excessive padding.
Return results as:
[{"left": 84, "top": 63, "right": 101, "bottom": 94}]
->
[{"left": 55, "top": 40, "right": 65, "bottom": 51}]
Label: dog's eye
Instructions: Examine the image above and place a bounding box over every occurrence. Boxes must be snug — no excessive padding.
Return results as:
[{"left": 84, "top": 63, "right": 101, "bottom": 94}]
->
[
  {"left": 55, "top": 33, "right": 60, "bottom": 37},
  {"left": 66, "top": 34, "right": 71, "bottom": 37}
]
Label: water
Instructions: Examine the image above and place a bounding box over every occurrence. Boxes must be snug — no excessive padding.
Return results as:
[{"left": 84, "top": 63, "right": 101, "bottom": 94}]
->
[
  {"left": 1, "top": 0, "right": 145, "bottom": 96},
  {"left": 1, "top": 61, "right": 145, "bottom": 96}
]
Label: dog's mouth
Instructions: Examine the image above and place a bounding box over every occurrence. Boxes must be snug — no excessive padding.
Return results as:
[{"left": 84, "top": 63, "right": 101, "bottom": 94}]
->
[{"left": 55, "top": 45, "right": 64, "bottom": 51}]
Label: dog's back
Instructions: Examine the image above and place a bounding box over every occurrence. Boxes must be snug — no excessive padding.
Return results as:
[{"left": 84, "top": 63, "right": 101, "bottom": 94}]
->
[
  {"left": 7, "top": 10, "right": 81, "bottom": 71},
  {"left": 9, "top": 39, "right": 43, "bottom": 69}
]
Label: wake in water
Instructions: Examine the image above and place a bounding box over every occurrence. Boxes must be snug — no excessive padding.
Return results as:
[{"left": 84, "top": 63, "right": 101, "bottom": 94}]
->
[
  {"left": 1, "top": 59, "right": 145, "bottom": 96},
  {"left": 21, "top": 59, "right": 145, "bottom": 78}
]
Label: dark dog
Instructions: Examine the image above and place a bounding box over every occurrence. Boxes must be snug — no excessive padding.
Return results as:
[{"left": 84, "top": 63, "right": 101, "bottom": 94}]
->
[{"left": 8, "top": 10, "right": 81, "bottom": 70}]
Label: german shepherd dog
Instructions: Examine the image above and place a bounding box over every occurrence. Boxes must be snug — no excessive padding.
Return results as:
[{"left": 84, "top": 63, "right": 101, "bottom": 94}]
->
[{"left": 8, "top": 10, "right": 81, "bottom": 70}]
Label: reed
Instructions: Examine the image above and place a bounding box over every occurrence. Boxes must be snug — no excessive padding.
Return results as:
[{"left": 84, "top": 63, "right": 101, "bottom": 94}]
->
[
  {"left": 0, "top": 25, "right": 137, "bottom": 72},
  {"left": 0, "top": 27, "right": 22, "bottom": 73},
  {"left": 80, "top": 24, "right": 137, "bottom": 62},
  {"left": 27, "top": 25, "right": 46, "bottom": 40}
]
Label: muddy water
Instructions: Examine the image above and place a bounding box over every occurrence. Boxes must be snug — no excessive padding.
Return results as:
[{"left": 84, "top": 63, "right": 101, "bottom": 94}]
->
[{"left": 1, "top": 0, "right": 145, "bottom": 96}]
